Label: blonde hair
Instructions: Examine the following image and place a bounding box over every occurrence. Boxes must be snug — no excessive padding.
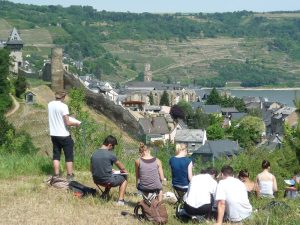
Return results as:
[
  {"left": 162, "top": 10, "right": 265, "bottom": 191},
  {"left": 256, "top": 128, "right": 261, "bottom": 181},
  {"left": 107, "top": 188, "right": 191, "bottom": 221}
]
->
[
  {"left": 175, "top": 143, "right": 187, "bottom": 155},
  {"left": 139, "top": 142, "right": 147, "bottom": 154}
]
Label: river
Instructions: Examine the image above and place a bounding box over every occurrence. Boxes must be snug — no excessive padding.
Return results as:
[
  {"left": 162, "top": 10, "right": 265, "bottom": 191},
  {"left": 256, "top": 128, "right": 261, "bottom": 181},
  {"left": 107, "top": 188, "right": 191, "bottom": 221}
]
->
[{"left": 228, "top": 89, "right": 300, "bottom": 107}]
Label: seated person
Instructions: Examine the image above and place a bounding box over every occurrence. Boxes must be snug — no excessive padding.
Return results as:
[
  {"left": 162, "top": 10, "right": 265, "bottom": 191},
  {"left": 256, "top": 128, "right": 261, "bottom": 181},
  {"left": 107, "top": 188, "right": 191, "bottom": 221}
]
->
[
  {"left": 214, "top": 165, "right": 252, "bottom": 225},
  {"left": 169, "top": 143, "right": 193, "bottom": 198},
  {"left": 91, "top": 135, "right": 128, "bottom": 205},
  {"left": 256, "top": 160, "right": 277, "bottom": 198},
  {"left": 183, "top": 167, "right": 217, "bottom": 219},
  {"left": 238, "top": 169, "right": 257, "bottom": 198},
  {"left": 284, "top": 173, "right": 300, "bottom": 199},
  {"left": 135, "top": 142, "right": 165, "bottom": 201}
]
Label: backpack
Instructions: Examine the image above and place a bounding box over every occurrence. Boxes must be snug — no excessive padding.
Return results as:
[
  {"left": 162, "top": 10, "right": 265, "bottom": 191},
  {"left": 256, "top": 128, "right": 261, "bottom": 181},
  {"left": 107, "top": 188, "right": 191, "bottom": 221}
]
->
[
  {"left": 138, "top": 198, "right": 168, "bottom": 224},
  {"left": 45, "top": 176, "right": 69, "bottom": 190},
  {"left": 68, "top": 181, "right": 97, "bottom": 198}
]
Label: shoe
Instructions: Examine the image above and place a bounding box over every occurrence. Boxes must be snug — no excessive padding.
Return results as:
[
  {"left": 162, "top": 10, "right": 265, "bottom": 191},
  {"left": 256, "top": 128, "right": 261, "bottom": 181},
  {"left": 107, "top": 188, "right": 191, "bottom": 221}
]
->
[
  {"left": 67, "top": 174, "right": 75, "bottom": 182},
  {"left": 116, "top": 200, "right": 127, "bottom": 206}
]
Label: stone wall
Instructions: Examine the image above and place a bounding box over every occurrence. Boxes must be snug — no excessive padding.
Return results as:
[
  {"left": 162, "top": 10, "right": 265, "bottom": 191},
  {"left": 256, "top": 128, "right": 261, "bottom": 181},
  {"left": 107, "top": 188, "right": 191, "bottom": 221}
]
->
[{"left": 64, "top": 72, "right": 143, "bottom": 139}]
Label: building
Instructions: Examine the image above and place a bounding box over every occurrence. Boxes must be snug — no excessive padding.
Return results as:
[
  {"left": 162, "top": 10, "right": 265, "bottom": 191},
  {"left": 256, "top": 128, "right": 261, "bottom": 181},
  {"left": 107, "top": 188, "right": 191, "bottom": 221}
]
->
[
  {"left": 192, "top": 140, "right": 241, "bottom": 164},
  {"left": 5, "top": 27, "right": 24, "bottom": 74},
  {"left": 174, "top": 129, "right": 207, "bottom": 153}
]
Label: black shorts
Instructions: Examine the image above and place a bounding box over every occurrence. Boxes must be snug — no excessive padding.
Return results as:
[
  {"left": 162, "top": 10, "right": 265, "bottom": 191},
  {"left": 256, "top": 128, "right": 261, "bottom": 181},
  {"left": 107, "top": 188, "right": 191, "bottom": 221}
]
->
[
  {"left": 51, "top": 136, "right": 74, "bottom": 162},
  {"left": 94, "top": 174, "right": 126, "bottom": 187}
]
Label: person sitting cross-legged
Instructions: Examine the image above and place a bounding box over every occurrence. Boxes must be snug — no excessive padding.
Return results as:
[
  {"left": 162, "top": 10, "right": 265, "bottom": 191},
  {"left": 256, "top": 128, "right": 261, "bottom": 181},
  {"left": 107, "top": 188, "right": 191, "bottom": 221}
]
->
[
  {"left": 135, "top": 142, "right": 165, "bottom": 202},
  {"left": 91, "top": 135, "right": 128, "bottom": 206},
  {"left": 183, "top": 167, "right": 217, "bottom": 219},
  {"left": 214, "top": 165, "right": 252, "bottom": 225}
]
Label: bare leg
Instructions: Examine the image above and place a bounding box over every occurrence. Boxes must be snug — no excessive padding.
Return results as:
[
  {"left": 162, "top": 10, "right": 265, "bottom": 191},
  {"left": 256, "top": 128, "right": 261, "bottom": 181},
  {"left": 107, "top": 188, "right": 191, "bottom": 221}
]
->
[
  {"left": 53, "top": 160, "right": 60, "bottom": 175},
  {"left": 118, "top": 180, "right": 128, "bottom": 200},
  {"left": 158, "top": 190, "right": 163, "bottom": 202},
  {"left": 66, "top": 161, "right": 73, "bottom": 175}
]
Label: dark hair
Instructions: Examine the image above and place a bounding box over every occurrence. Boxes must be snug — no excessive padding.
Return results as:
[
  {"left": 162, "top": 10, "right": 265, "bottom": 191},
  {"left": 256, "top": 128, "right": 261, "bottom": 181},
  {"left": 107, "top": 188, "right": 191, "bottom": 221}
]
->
[
  {"left": 262, "top": 160, "right": 270, "bottom": 169},
  {"left": 103, "top": 135, "right": 118, "bottom": 146},
  {"left": 221, "top": 165, "right": 234, "bottom": 177},
  {"left": 206, "top": 167, "right": 218, "bottom": 176},
  {"left": 238, "top": 169, "right": 249, "bottom": 179}
]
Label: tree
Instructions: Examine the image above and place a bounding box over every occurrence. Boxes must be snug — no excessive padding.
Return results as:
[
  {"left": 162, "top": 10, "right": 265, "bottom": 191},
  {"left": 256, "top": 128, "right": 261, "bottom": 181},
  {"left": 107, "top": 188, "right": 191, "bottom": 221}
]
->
[
  {"left": 206, "top": 123, "right": 224, "bottom": 140},
  {"left": 233, "top": 116, "right": 265, "bottom": 148},
  {"left": 159, "top": 90, "right": 169, "bottom": 106},
  {"left": 170, "top": 104, "right": 185, "bottom": 122},
  {"left": 206, "top": 87, "right": 222, "bottom": 105},
  {"left": 0, "top": 49, "right": 12, "bottom": 113},
  {"left": 193, "top": 109, "right": 210, "bottom": 129},
  {"left": 148, "top": 91, "right": 154, "bottom": 105},
  {"left": 15, "top": 75, "right": 27, "bottom": 98}
]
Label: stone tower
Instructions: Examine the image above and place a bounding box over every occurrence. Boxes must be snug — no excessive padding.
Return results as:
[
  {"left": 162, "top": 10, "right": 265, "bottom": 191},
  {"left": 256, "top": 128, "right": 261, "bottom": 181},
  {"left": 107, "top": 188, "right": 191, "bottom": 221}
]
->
[
  {"left": 51, "top": 48, "right": 64, "bottom": 92},
  {"left": 5, "top": 27, "right": 23, "bottom": 74},
  {"left": 144, "top": 63, "right": 152, "bottom": 82}
]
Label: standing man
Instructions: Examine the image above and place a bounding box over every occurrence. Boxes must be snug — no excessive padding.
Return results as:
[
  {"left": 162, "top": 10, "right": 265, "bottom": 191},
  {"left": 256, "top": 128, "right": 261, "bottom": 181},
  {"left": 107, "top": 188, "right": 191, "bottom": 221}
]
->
[
  {"left": 91, "top": 135, "right": 128, "bottom": 206},
  {"left": 48, "top": 90, "right": 80, "bottom": 181},
  {"left": 214, "top": 165, "right": 252, "bottom": 225}
]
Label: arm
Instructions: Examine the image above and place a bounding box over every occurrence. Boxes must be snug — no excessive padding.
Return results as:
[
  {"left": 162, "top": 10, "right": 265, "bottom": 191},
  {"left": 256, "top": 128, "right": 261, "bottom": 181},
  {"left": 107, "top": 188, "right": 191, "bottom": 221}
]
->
[
  {"left": 188, "top": 161, "right": 193, "bottom": 182},
  {"left": 63, "top": 115, "right": 80, "bottom": 127},
  {"left": 255, "top": 176, "right": 260, "bottom": 197},
  {"left": 273, "top": 175, "right": 278, "bottom": 193},
  {"left": 115, "top": 160, "right": 127, "bottom": 173},
  {"left": 135, "top": 159, "right": 140, "bottom": 187},
  {"left": 215, "top": 200, "right": 225, "bottom": 225},
  {"left": 157, "top": 159, "right": 165, "bottom": 182}
]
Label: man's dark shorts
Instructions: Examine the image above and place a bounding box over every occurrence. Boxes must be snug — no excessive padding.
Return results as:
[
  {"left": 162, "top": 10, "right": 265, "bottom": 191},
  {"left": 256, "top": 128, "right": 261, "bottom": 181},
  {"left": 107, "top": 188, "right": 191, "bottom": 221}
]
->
[
  {"left": 94, "top": 174, "right": 126, "bottom": 187},
  {"left": 51, "top": 136, "right": 74, "bottom": 162}
]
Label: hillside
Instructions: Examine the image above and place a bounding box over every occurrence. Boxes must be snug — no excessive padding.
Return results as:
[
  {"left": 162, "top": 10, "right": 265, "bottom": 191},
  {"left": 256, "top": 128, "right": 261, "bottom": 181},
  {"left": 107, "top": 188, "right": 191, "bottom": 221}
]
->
[
  {"left": 6, "top": 84, "right": 138, "bottom": 155},
  {"left": 1, "top": 1, "right": 300, "bottom": 86}
]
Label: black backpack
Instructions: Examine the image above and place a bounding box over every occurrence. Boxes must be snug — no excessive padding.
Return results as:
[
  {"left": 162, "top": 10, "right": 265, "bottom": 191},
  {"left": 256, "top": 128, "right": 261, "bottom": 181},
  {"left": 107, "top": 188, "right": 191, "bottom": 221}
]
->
[{"left": 69, "top": 181, "right": 97, "bottom": 198}]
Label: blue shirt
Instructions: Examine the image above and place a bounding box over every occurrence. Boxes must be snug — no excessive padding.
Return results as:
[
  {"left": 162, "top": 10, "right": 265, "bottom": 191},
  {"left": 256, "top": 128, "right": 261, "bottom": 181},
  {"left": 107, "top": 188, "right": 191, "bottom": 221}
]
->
[{"left": 169, "top": 156, "right": 192, "bottom": 187}]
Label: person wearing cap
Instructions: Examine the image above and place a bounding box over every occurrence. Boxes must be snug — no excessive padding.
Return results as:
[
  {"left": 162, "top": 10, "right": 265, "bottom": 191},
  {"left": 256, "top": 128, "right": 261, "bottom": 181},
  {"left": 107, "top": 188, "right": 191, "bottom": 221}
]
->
[{"left": 48, "top": 90, "right": 80, "bottom": 181}]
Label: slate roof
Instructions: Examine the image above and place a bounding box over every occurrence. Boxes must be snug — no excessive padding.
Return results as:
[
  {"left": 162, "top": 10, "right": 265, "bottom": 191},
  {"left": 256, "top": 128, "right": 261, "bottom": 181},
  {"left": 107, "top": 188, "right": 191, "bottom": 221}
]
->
[
  {"left": 175, "top": 129, "right": 206, "bottom": 143},
  {"left": 192, "top": 101, "right": 204, "bottom": 110},
  {"left": 200, "top": 105, "right": 221, "bottom": 114},
  {"left": 139, "top": 117, "right": 169, "bottom": 135},
  {"left": 221, "top": 107, "right": 239, "bottom": 114},
  {"left": 6, "top": 27, "right": 23, "bottom": 45},
  {"left": 192, "top": 140, "right": 240, "bottom": 159},
  {"left": 231, "top": 112, "right": 247, "bottom": 121}
]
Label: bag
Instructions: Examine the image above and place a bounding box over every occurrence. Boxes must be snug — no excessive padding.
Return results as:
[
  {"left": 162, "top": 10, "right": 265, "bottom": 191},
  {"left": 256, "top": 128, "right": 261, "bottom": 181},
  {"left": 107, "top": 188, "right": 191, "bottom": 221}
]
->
[
  {"left": 138, "top": 198, "right": 168, "bottom": 224},
  {"left": 45, "top": 176, "right": 69, "bottom": 190},
  {"left": 69, "top": 181, "right": 97, "bottom": 198}
]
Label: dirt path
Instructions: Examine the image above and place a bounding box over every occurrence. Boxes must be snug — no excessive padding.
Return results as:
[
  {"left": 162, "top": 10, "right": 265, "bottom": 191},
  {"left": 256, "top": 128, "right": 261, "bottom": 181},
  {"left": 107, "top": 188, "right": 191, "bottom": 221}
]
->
[{"left": 5, "top": 94, "right": 20, "bottom": 117}]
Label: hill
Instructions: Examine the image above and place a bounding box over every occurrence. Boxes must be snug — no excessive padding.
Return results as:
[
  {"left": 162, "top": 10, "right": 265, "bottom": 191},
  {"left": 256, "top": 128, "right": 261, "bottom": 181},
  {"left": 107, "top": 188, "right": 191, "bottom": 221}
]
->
[{"left": 1, "top": 1, "right": 300, "bottom": 86}]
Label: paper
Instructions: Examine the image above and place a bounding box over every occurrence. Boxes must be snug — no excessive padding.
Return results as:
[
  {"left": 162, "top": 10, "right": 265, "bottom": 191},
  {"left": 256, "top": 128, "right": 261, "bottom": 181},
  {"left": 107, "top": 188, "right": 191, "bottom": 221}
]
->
[
  {"left": 113, "top": 170, "right": 128, "bottom": 175},
  {"left": 69, "top": 116, "right": 81, "bottom": 125}
]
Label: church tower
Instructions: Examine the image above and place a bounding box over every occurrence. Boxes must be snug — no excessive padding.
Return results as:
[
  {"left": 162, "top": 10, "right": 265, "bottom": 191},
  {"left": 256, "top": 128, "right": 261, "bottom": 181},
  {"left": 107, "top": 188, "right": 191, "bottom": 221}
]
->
[{"left": 5, "top": 27, "right": 24, "bottom": 74}]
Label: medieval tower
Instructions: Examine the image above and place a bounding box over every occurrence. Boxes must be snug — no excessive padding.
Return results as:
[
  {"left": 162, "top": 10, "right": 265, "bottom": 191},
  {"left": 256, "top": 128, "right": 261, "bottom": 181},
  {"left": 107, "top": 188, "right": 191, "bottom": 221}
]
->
[
  {"left": 5, "top": 27, "right": 23, "bottom": 74},
  {"left": 51, "top": 48, "right": 64, "bottom": 92},
  {"left": 144, "top": 63, "right": 152, "bottom": 82}
]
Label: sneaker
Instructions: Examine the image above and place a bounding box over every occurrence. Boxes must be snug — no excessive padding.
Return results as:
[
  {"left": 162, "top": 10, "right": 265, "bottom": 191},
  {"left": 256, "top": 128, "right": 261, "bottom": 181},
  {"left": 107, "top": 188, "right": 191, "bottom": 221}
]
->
[
  {"left": 67, "top": 174, "right": 75, "bottom": 182},
  {"left": 116, "top": 200, "right": 127, "bottom": 206}
]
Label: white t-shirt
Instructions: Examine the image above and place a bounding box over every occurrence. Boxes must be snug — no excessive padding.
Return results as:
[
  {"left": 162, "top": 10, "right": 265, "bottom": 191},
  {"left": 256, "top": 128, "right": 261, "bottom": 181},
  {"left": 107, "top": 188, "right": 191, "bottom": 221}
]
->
[
  {"left": 215, "top": 176, "right": 252, "bottom": 222},
  {"left": 184, "top": 174, "right": 217, "bottom": 208},
  {"left": 48, "top": 100, "right": 70, "bottom": 136}
]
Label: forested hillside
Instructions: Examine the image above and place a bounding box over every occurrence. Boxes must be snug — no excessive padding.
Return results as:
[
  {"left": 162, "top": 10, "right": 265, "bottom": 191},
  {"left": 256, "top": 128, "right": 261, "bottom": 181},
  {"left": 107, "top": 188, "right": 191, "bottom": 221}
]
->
[{"left": 1, "top": 1, "right": 300, "bottom": 86}]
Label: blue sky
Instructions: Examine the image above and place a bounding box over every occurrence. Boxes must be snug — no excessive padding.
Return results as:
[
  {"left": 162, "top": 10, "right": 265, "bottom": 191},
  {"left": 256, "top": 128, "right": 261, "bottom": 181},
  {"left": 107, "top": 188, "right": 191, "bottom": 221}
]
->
[{"left": 9, "top": 0, "right": 300, "bottom": 13}]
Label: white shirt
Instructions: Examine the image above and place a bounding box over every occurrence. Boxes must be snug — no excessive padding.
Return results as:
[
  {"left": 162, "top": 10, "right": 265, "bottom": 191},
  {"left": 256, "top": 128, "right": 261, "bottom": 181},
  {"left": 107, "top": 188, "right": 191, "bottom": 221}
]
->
[
  {"left": 215, "top": 176, "right": 252, "bottom": 222},
  {"left": 48, "top": 100, "right": 70, "bottom": 136},
  {"left": 184, "top": 174, "right": 217, "bottom": 208}
]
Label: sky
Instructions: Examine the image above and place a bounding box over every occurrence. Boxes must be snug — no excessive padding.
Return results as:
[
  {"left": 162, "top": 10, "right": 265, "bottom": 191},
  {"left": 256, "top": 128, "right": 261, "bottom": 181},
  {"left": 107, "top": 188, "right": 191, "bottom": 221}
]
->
[{"left": 9, "top": 0, "right": 300, "bottom": 13}]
